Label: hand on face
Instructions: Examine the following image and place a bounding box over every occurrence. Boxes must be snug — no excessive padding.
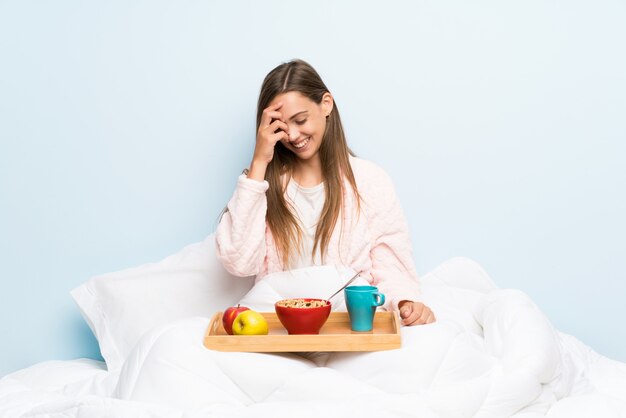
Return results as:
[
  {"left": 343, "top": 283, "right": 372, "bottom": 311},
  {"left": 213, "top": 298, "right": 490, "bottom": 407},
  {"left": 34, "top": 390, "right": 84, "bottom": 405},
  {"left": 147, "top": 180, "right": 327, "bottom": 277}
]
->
[
  {"left": 254, "top": 92, "right": 332, "bottom": 164},
  {"left": 253, "top": 101, "right": 290, "bottom": 166},
  {"left": 398, "top": 301, "right": 436, "bottom": 326}
]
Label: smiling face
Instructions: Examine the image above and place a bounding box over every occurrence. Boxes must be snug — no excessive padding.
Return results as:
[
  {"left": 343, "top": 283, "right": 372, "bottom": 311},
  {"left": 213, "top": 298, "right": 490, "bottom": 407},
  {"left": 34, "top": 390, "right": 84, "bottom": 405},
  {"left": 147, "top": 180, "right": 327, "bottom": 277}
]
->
[{"left": 269, "top": 91, "right": 333, "bottom": 162}]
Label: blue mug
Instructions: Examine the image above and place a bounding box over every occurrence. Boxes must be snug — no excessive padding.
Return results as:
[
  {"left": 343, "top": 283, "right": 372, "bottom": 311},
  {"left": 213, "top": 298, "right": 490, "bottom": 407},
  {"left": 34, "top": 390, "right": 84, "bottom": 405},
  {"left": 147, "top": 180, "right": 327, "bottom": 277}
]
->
[{"left": 344, "top": 285, "right": 385, "bottom": 332}]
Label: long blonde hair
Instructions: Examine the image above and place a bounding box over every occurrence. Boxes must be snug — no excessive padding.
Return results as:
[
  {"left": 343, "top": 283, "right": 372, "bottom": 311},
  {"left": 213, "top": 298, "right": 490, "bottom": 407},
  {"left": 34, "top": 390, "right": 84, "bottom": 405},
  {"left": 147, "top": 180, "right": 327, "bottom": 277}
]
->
[{"left": 257, "top": 59, "right": 361, "bottom": 267}]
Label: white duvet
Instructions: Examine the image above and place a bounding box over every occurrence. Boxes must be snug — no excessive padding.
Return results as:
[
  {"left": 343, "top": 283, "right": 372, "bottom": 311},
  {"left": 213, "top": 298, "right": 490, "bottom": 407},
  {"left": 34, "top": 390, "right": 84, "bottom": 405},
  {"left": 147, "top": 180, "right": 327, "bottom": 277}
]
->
[{"left": 2, "top": 258, "right": 626, "bottom": 418}]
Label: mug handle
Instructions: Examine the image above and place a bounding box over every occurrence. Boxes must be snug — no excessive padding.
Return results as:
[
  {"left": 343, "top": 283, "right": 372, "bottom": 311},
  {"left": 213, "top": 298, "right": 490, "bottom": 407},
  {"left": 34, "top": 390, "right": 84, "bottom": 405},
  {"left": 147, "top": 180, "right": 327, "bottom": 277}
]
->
[{"left": 372, "top": 292, "right": 385, "bottom": 307}]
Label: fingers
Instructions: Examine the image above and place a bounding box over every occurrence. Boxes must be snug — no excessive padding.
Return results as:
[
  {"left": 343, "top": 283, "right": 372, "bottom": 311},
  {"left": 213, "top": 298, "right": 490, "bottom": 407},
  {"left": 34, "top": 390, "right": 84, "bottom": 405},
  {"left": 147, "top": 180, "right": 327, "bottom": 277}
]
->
[
  {"left": 402, "top": 303, "right": 423, "bottom": 325},
  {"left": 269, "top": 119, "right": 289, "bottom": 135},
  {"left": 272, "top": 131, "right": 289, "bottom": 144},
  {"left": 252, "top": 103, "right": 290, "bottom": 166},
  {"left": 399, "top": 304, "right": 412, "bottom": 320},
  {"left": 401, "top": 302, "right": 436, "bottom": 326},
  {"left": 417, "top": 305, "right": 435, "bottom": 324},
  {"left": 260, "top": 102, "right": 284, "bottom": 128},
  {"left": 257, "top": 115, "right": 289, "bottom": 152},
  {"left": 269, "top": 122, "right": 289, "bottom": 144},
  {"left": 259, "top": 104, "right": 289, "bottom": 144}
]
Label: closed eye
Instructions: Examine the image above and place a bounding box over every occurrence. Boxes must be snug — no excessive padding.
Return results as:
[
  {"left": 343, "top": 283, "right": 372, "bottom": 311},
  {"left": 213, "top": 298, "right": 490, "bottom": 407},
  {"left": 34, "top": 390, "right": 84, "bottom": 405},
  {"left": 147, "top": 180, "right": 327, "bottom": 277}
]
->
[{"left": 295, "top": 119, "right": 307, "bottom": 125}]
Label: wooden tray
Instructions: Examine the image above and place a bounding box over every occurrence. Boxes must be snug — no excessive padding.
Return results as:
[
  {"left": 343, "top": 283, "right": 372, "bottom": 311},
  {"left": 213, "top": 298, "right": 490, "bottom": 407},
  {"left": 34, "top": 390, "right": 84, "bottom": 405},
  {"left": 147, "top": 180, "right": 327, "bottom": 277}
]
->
[{"left": 203, "top": 311, "right": 401, "bottom": 352}]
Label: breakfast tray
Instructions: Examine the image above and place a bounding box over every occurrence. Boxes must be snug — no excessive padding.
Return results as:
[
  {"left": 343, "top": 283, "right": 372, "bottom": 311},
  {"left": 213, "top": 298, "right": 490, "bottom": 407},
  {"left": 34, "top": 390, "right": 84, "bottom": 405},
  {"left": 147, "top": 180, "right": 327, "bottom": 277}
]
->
[{"left": 203, "top": 311, "right": 401, "bottom": 352}]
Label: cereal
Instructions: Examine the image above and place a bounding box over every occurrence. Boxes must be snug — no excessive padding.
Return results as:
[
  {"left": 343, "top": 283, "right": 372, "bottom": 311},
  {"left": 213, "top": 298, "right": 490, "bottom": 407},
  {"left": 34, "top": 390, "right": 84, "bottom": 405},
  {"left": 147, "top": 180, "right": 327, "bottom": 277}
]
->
[{"left": 276, "top": 299, "right": 328, "bottom": 309}]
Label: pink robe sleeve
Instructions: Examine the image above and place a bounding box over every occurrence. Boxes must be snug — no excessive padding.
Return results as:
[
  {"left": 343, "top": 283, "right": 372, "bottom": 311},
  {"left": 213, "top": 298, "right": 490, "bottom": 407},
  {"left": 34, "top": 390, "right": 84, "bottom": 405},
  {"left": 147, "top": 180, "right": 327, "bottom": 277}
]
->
[
  {"left": 365, "top": 169, "right": 421, "bottom": 312},
  {"left": 215, "top": 174, "right": 269, "bottom": 277}
]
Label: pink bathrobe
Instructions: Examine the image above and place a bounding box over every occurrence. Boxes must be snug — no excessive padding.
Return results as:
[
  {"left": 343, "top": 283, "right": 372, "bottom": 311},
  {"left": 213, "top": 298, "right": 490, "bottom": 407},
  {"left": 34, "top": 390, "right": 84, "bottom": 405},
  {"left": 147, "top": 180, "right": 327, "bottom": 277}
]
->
[{"left": 216, "top": 156, "right": 421, "bottom": 312}]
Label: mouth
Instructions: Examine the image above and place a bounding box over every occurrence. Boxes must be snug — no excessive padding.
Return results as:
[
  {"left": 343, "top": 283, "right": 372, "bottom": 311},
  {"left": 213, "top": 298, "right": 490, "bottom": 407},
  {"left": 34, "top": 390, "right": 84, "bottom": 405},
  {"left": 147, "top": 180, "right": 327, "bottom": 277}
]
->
[{"left": 291, "top": 137, "right": 310, "bottom": 151}]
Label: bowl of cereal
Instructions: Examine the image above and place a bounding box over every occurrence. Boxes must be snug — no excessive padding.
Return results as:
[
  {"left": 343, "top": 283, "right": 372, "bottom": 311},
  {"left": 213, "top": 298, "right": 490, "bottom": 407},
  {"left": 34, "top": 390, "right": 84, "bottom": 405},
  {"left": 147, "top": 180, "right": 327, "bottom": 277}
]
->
[{"left": 274, "top": 298, "right": 332, "bottom": 335}]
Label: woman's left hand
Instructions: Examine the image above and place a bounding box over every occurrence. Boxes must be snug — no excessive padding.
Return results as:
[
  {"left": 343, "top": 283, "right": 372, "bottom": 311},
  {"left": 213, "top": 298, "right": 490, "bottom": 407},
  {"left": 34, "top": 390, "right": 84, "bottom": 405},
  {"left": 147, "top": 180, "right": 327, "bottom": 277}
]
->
[{"left": 398, "top": 301, "right": 436, "bottom": 326}]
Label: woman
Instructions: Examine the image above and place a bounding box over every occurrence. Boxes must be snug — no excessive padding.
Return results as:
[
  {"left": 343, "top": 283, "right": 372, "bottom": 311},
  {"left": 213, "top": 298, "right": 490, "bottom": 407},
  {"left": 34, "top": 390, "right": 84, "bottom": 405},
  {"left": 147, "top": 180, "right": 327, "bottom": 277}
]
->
[
  {"left": 115, "top": 60, "right": 438, "bottom": 408},
  {"left": 216, "top": 59, "right": 434, "bottom": 326}
]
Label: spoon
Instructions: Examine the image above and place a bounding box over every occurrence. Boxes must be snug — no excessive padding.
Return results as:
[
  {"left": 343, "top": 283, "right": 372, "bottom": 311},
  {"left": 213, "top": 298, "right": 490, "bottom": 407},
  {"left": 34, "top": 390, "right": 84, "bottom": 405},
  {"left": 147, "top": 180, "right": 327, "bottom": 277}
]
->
[{"left": 326, "top": 270, "right": 363, "bottom": 301}]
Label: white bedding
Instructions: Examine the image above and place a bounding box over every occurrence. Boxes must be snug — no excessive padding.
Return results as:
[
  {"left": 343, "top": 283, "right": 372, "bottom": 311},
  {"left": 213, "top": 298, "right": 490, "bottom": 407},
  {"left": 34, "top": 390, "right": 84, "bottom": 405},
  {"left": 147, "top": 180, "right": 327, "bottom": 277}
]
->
[{"left": 2, "top": 258, "right": 626, "bottom": 418}]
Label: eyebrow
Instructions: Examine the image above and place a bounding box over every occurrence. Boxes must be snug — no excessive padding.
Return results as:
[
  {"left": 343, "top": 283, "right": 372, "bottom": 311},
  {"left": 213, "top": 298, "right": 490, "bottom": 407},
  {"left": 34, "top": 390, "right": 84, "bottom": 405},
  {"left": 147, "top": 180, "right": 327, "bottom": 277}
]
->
[{"left": 288, "top": 111, "right": 308, "bottom": 121}]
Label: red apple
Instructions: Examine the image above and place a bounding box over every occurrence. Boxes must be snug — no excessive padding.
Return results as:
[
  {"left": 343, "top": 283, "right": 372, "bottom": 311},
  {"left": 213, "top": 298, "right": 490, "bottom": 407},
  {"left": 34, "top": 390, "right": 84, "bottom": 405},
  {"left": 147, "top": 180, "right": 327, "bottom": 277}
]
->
[{"left": 222, "top": 304, "right": 250, "bottom": 335}]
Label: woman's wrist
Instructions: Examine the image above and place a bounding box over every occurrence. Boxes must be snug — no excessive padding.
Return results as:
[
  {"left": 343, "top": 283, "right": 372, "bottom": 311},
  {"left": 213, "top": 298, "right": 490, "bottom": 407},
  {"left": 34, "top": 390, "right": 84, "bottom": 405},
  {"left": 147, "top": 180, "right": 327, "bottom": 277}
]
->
[{"left": 247, "top": 160, "right": 268, "bottom": 182}]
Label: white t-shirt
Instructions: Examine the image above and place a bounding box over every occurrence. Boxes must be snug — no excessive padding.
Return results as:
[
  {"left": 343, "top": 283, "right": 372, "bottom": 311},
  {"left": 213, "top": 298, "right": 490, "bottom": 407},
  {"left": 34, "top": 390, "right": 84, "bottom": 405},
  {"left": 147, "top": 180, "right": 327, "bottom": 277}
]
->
[{"left": 285, "top": 179, "right": 325, "bottom": 269}]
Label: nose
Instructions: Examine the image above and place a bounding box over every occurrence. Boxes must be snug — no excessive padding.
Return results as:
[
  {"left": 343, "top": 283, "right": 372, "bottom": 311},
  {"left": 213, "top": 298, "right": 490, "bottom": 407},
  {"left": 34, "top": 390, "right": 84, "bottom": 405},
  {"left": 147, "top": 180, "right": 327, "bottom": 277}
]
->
[{"left": 288, "top": 126, "right": 300, "bottom": 141}]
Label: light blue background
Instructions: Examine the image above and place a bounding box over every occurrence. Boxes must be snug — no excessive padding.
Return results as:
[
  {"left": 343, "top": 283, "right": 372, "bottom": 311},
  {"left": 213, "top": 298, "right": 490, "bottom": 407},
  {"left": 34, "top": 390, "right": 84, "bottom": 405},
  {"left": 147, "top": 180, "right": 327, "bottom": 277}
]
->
[{"left": 1, "top": 1, "right": 624, "bottom": 377}]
